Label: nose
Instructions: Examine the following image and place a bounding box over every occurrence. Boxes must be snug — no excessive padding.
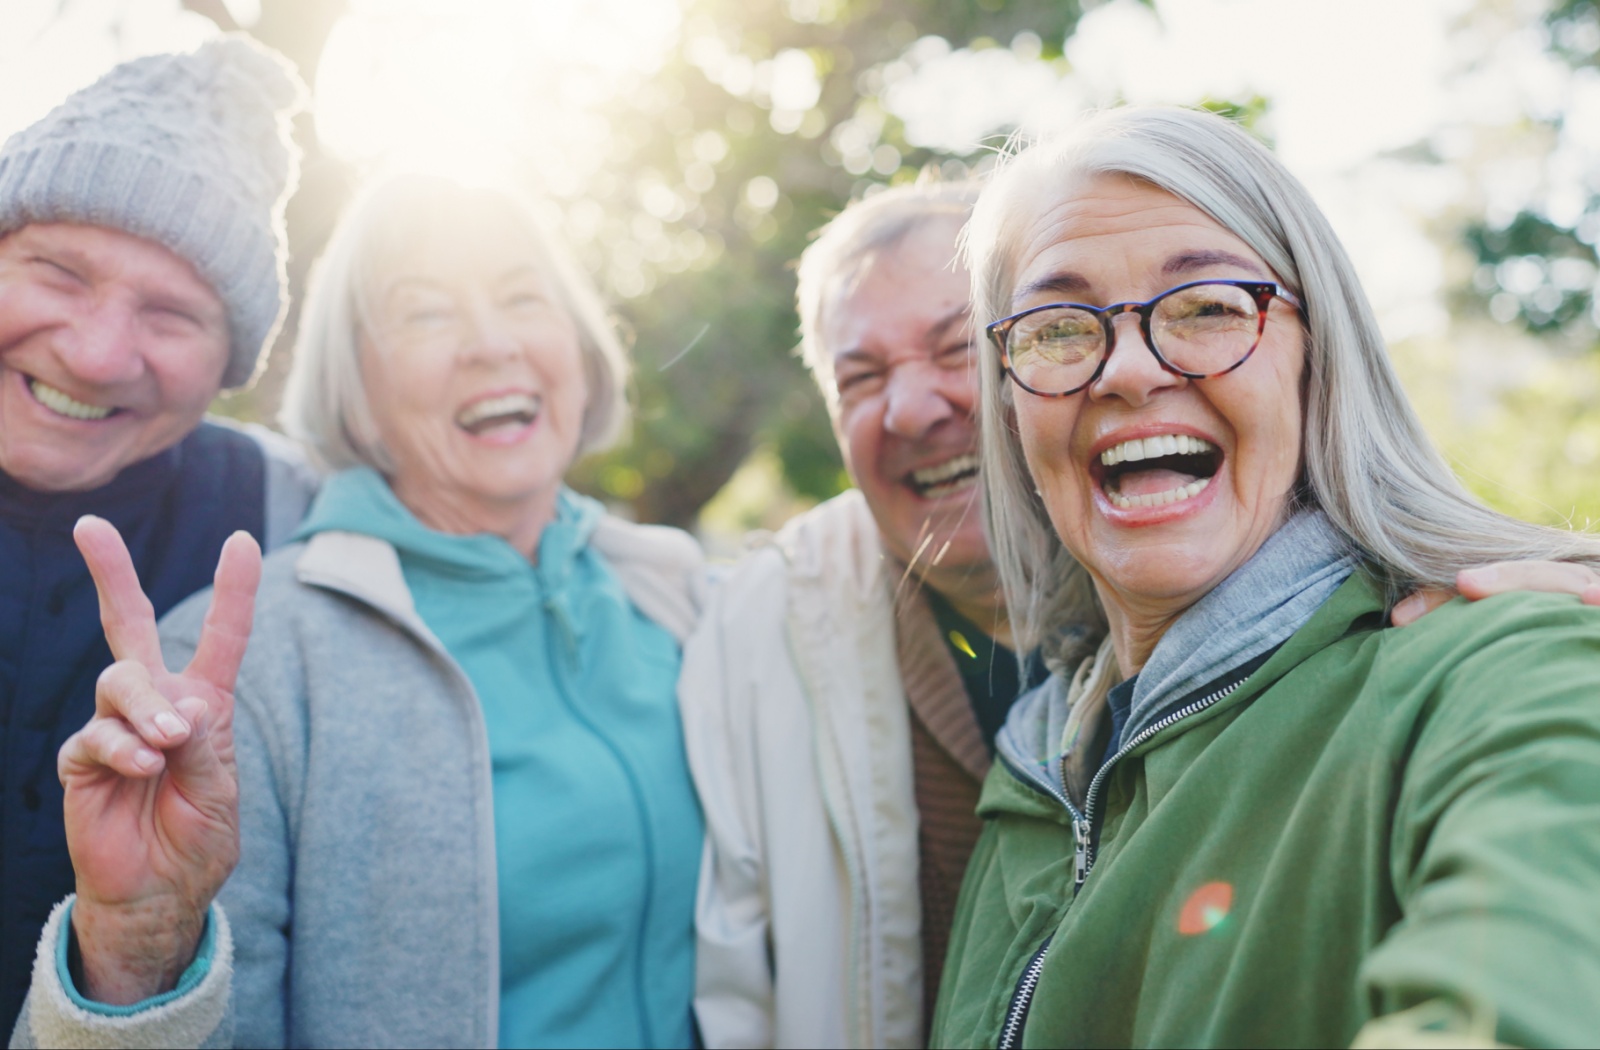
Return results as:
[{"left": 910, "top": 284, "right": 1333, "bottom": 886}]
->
[
  {"left": 882, "top": 361, "right": 956, "bottom": 438},
  {"left": 1088, "top": 311, "right": 1185, "bottom": 406},
  {"left": 55, "top": 299, "right": 144, "bottom": 386},
  {"left": 461, "top": 300, "right": 521, "bottom": 364}
]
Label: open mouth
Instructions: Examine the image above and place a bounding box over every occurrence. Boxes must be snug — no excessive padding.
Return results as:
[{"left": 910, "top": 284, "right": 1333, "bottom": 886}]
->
[
  {"left": 455, "top": 392, "right": 540, "bottom": 437},
  {"left": 27, "top": 377, "right": 116, "bottom": 421},
  {"left": 1095, "top": 434, "right": 1221, "bottom": 510},
  {"left": 908, "top": 452, "right": 979, "bottom": 499}
]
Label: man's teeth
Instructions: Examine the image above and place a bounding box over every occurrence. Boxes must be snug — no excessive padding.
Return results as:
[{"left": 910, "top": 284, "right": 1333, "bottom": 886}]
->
[
  {"left": 911, "top": 453, "right": 979, "bottom": 496},
  {"left": 1109, "top": 476, "right": 1211, "bottom": 510},
  {"left": 911, "top": 453, "right": 978, "bottom": 486},
  {"left": 1099, "top": 433, "right": 1215, "bottom": 466},
  {"left": 456, "top": 393, "right": 539, "bottom": 429},
  {"left": 29, "top": 379, "right": 113, "bottom": 420}
]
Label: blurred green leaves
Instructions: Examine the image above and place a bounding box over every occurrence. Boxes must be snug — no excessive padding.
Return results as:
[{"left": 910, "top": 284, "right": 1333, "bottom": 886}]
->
[
  {"left": 564, "top": 0, "right": 1091, "bottom": 525},
  {"left": 202, "top": 0, "right": 1092, "bottom": 526},
  {"left": 1463, "top": 211, "right": 1599, "bottom": 336},
  {"left": 1459, "top": 0, "right": 1600, "bottom": 345}
]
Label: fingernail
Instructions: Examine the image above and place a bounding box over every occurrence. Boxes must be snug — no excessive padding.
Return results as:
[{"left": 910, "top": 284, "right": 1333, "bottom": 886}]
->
[
  {"left": 155, "top": 712, "right": 187, "bottom": 738},
  {"left": 1391, "top": 596, "right": 1420, "bottom": 623},
  {"left": 1462, "top": 566, "right": 1498, "bottom": 586},
  {"left": 134, "top": 749, "right": 160, "bottom": 771}
]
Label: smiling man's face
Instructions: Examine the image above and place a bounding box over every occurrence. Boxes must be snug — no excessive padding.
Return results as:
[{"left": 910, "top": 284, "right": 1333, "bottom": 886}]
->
[
  {"left": 0, "top": 223, "right": 230, "bottom": 492},
  {"left": 823, "top": 217, "right": 992, "bottom": 583}
]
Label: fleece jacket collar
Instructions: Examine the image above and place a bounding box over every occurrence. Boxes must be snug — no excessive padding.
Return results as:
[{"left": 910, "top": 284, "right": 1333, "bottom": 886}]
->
[
  {"left": 997, "top": 510, "right": 1356, "bottom": 794},
  {"left": 292, "top": 466, "right": 600, "bottom": 584}
]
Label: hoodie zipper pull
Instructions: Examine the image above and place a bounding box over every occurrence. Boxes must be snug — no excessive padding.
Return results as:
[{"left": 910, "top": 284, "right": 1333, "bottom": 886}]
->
[{"left": 1072, "top": 816, "right": 1091, "bottom": 888}]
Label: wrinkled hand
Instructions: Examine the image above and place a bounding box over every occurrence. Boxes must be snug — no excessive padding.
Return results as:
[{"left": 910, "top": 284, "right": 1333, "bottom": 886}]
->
[
  {"left": 58, "top": 516, "right": 261, "bottom": 1004},
  {"left": 1391, "top": 560, "right": 1600, "bottom": 627}
]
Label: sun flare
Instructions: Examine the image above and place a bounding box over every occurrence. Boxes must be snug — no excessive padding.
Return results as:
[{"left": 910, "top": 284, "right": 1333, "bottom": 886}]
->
[{"left": 315, "top": 0, "right": 682, "bottom": 183}]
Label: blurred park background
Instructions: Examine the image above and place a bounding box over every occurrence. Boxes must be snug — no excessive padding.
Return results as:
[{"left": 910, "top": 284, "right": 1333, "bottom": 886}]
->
[{"left": 3, "top": 0, "right": 1598, "bottom": 544}]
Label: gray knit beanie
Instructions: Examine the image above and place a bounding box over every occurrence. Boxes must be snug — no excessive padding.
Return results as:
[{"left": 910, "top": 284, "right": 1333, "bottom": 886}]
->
[{"left": 0, "top": 34, "right": 307, "bottom": 389}]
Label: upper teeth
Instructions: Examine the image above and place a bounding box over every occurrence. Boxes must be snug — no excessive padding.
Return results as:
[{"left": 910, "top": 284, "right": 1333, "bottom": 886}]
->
[
  {"left": 457, "top": 393, "right": 539, "bottom": 428},
  {"left": 911, "top": 453, "right": 979, "bottom": 487},
  {"left": 30, "top": 379, "right": 113, "bottom": 420},
  {"left": 1100, "top": 434, "right": 1215, "bottom": 466}
]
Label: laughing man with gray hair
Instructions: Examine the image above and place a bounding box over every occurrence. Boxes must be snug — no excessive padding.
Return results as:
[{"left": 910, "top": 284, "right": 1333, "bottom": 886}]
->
[
  {"left": 684, "top": 181, "right": 1039, "bottom": 1048},
  {"left": 0, "top": 35, "right": 315, "bottom": 1036}
]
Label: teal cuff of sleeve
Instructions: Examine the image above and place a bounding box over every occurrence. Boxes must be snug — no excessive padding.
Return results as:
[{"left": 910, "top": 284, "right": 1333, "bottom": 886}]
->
[{"left": 57, "top": 900, "right": 217, "bottom": 1017}]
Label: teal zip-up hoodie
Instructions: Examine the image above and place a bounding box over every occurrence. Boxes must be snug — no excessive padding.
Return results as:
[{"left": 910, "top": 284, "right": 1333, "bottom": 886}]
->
[
  {"left": 933, "top": 574, "right": 1600, "bottom": 1048},
  {"left": 298, "top": 469, "right": 703, "bottom": 1049}
]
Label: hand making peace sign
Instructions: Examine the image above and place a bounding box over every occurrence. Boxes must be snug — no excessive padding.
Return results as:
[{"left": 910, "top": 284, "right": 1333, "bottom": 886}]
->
[{"left": 57, "top": 515, "right": 262, "bottom": 1006}]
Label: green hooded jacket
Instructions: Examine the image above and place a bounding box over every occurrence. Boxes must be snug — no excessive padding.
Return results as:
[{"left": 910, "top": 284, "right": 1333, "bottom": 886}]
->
[{"left": 931, "top": 574, "right": 1600, "bottom": 1049}]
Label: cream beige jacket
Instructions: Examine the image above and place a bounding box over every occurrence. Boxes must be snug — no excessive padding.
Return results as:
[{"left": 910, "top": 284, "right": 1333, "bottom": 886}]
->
[{"left": 682, "top": 490, "right": 924, "bottom": 1049}]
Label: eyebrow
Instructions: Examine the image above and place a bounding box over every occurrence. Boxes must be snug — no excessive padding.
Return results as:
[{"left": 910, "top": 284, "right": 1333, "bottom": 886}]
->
[
  {"left": 146, "top": 291, "right": 225, "bottom": 325},
  {"left": 130, "top": 272, "right": 225, "bottom": 325},
  {"left": 834, "top": 303, "right": 974, "bottom": 367},
  {"left": 1013, "top": 271, "right": 1092, "bottom": 304},
  {"left": 1163, "top": 249, "right": 1267, "bottom": 279},
  {"left": 385, "top": 277, "right": 448, "bottom": 296},
  {"left": 834, "top": 347, "right": 878, "bottom": 371},
  {"left": 25, "top": 243, "right": 88, "bottom": 277},
  {"left": 1013, "top": 249, "right": 1269, "bottom": 307},
  {"left": 925, "top": 304, "right": 972, "bottom": 344}
]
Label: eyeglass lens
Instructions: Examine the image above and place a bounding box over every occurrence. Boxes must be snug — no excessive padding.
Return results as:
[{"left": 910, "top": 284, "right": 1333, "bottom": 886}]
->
[{"left": 1006, "top": 282, "right": 1263, "bottom": 394}]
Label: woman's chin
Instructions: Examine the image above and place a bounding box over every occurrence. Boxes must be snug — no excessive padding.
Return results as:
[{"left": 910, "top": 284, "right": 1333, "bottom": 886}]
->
[
  {"left": 1085, "top": 544, "right": 1244, "bottom": 621},
  {"left": 1069, "top": 475, "right": 1250, "bottom": 611}
]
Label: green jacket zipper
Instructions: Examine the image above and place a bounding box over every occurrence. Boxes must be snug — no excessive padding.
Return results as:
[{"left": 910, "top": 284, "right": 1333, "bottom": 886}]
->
[
  {"left": 996, "top": 936, "right": 1053, "bottom": 1050},
  {"left": 993, "top": 677, "right": 1247, "bottom": 1049}
]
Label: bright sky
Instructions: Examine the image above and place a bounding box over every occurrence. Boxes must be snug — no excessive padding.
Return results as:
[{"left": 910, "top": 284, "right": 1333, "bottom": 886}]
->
[
  {"left": 884, "top": 0, "right": 1491, "bottom": 342},
  {"left": 0, "top": 0, "right": 1583, "bottom": 343},
  {"left": 314, "top": 0, "right": 681, "bottom": 185}
]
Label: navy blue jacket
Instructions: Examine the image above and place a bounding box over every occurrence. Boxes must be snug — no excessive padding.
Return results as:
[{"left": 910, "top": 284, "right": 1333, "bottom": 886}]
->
[{"left": 0, "top": 422, "right": 270, "bottom": 1034}]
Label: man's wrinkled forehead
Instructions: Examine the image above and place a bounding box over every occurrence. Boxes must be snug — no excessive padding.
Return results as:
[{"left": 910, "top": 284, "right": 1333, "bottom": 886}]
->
[
  {"left": 820, "top": 217, "right": 969, "bottom": 358},
  {"left": 819, "top": 244, "right": 891, "bottom": 347}
]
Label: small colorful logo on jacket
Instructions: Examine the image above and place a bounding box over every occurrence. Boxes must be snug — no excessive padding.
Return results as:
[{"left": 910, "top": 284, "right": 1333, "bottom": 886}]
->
[{"left": 1177, "top": 881, "right": 1234, "bottom": 935}]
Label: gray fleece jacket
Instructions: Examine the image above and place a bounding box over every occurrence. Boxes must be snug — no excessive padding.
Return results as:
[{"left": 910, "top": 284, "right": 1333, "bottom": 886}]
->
[{"left": 12, "top": 517, "right": 704, "bottom": 1049}]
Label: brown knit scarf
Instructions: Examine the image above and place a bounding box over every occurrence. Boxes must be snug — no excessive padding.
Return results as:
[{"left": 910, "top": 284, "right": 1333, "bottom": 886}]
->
[{"left": 891, "top": 578, "right": 992, "bottom": 1037}]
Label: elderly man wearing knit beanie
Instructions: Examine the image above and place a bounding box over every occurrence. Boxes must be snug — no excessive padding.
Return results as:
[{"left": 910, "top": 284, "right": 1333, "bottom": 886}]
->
[{"left": 0, "top": 35, "right": 315, "bottom": 1037}]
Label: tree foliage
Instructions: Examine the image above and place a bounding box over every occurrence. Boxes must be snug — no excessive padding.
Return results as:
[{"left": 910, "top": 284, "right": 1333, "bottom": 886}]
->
[
  {"left": 193, "top": 0, "right": 1095, "bottom": 527},
  {"left": 1458, "top": 0, "right": 1600, "bottom": 346},
  {"left": 561, "top": 0, "right": 1090, "bottom": 526},
  {"left": 201, "top": 2, "right": 1387, "bottom": 535}
]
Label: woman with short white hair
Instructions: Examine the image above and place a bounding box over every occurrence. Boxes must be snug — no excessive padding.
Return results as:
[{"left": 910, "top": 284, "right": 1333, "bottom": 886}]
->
[
  {"left": 932, "top": 106, "right": 1600, "bottom": 1048},
  {"left": 22, "top": 174, "right": 706, "bottom": 1048}
]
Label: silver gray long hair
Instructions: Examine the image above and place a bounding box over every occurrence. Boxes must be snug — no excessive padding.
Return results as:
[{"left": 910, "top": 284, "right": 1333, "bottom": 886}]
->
[{"left": 968, "top": 105, "right": 1600, "bottom": 659}]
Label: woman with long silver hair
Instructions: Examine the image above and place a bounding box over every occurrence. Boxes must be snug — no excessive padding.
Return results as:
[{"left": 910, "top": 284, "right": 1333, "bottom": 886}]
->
[{"left": 932, "top": 106, "right": 1600, "bottom": 1048}]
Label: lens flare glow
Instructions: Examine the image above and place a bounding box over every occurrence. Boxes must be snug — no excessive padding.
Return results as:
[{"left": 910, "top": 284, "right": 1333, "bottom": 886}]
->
[{"left": 315, "top": 0, "right": 681, "bottom": 182}]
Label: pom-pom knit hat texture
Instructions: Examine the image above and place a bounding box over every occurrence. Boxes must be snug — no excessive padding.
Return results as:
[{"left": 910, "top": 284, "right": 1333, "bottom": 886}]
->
[{"left": 0, "top": 34, "right": 307, "bottom": 389}]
